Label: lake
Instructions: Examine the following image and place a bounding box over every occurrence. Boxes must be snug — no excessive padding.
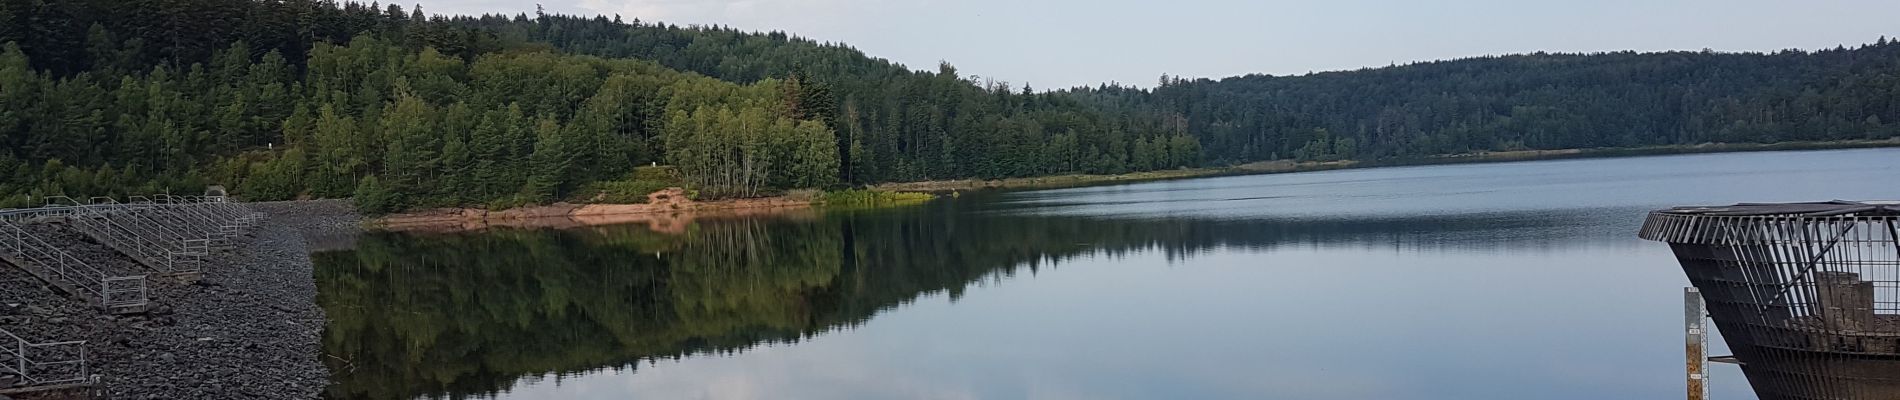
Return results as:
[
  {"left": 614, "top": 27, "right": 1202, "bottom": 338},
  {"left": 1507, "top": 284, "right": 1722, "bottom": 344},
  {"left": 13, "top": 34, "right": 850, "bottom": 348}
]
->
[{"left": 312, "top": 148, "right": 1900, "bottom": 400}]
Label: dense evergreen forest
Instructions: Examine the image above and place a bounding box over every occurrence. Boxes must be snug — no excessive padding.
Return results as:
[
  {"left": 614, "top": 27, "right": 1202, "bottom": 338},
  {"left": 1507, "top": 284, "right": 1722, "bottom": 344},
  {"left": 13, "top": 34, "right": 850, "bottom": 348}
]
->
[
  {"left": 0, "top": 0, "right": 845, "bottom": 212},
  {"left": 3, "top": 0, "right": 1898, "bottom": 211}
]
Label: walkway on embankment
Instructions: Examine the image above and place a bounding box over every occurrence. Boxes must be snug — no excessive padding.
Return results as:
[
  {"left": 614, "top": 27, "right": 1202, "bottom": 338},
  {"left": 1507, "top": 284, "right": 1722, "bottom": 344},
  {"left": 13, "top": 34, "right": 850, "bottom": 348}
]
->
[{"left": 0, "top": 198, "right": 354, "bottom": 398}]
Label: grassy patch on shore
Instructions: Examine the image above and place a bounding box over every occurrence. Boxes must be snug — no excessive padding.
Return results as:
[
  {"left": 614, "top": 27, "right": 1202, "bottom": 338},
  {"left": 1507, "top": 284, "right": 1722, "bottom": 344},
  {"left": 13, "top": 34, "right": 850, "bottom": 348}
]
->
[
  {"left": 818, "top": 190, "right": 937, "bottom": 209},
  {"left": 572, "top": 166, "right": 688, "bottom": 205}
]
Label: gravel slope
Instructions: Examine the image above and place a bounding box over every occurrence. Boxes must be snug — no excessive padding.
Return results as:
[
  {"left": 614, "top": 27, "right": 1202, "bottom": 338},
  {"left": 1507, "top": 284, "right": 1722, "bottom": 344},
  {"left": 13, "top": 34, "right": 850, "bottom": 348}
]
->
[{"left": 0, "top": 199, "right": 357, "bottom": 399}]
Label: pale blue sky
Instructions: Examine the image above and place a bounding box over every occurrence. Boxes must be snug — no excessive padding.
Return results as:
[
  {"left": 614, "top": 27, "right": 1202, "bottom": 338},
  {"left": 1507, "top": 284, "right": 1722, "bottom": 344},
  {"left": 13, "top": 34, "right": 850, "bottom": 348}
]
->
[{"left": 418, "top": 0, "right": 1900, "bottom": 89}]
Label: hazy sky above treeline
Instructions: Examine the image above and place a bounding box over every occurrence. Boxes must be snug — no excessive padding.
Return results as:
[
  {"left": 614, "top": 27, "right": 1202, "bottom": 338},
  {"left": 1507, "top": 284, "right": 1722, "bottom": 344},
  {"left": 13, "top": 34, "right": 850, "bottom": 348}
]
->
[{"left": 419, "top": 0, "right": 1900, "bottom": 89}]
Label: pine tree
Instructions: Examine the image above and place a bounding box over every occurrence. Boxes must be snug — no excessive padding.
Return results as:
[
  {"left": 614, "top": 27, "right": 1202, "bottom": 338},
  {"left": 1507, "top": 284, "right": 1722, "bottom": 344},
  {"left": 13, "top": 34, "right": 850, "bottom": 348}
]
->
[
  {"left": 310, "top": 104, "right": 358, "bottom": 197},
  {"left": 0, "top": 43, "right": 30, "bottom": 146},
  {"left": 83, "top": 23, "right": 117, "bottom": 73},
  {"left": 791, "top": 119, "right": 839, "bottom": 188},
  {"left": 0, "top": 3, "right": 17, "bottom": 46},
  {"left": 378, "top": 91, "right": 437, "bottom": 203},
  {"left": 280, "top": 104, "right": 313, "bottom": 146},
  {"left": 524, "top": 114, "right": 569, "bottom": 201},
  {"left": 468, "top": 108, "right": 511, "bottom": 199}
]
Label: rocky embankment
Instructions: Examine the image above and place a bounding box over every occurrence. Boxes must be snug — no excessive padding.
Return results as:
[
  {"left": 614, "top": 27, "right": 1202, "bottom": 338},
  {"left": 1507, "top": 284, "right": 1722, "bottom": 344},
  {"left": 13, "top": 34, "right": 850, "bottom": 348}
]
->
[{"left": 0, "top": 199, "right": 356, "bottom": 399}]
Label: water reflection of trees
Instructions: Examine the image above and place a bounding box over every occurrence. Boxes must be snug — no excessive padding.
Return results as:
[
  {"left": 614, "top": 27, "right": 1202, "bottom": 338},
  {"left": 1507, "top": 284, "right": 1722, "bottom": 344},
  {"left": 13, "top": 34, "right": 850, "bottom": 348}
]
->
[{"left": 315, "top": 203, "right": 1618, "bottom": 399}]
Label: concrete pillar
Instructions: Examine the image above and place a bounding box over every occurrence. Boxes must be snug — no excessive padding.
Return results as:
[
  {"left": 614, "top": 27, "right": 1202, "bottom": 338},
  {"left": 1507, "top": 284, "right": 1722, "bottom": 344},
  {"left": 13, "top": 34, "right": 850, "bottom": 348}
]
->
[{"left": 1815, "top": 271, "right": 1874, "bottom": 333}]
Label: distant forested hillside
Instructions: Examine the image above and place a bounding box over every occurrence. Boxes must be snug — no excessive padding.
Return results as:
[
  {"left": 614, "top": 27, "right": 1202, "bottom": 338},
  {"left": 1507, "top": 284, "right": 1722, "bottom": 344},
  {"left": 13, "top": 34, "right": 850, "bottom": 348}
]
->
[
  {"left": 450, "top": 15, "right": 1199, "bottom": 183},
  {"left": 1107, "top": 46, "right": 1900, "bottom": 162},
  {"left": 2, "top": 0, "right": 1897, "bottom": 211},
  {"left": 469, "top": 13, "right": 1900, "bottom": 165}
]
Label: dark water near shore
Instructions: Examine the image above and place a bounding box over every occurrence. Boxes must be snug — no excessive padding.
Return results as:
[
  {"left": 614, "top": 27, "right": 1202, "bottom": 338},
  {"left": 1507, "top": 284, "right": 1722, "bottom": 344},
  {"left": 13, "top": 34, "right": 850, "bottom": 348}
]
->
[{"left": 312, "top": 148, "right": 1900, "bottom": 400}]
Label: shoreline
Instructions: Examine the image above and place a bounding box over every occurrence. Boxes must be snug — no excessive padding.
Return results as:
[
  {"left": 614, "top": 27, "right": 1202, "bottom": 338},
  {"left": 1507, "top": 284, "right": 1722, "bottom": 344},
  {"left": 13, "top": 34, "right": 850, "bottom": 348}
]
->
[
  {"left": 872, "top": 138, "right": 1900, "bottom": 192},
  {"left": 372, "top": 138, "right": 1900, "bottom": 231},
  {"left": 1360, "top": 138, "right": 1900, "bottom": 168}
]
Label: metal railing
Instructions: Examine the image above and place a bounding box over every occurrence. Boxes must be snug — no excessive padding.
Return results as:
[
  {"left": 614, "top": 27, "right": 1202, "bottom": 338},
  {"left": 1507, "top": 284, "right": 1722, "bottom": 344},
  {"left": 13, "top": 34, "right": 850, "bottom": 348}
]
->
[
  {"left": 55, "top": 200, "right": 204, "bottom": 276},
  {"left": 0, "top": 222, "right": 148, "bottom": 310},
  {"left": 1641, "top": 201, "right": 1900, "bottom": 399},
  {"left": 0, "top": 327, "right": 87, "bottom": 388},
  {"left": 70, "top": 211, "right": 193, "bottom": 274},
  {"left": 0, "top": 203, "right": 108, "bottom": 223},
  {"left": 116, "top": 209, "right": 197, "bottom": 246},
  {"left": 149, "top": 196, "right": 235, "bottom": 244},
  {"left": 0, "top": 194, "right": 258, "bottom": 278}
]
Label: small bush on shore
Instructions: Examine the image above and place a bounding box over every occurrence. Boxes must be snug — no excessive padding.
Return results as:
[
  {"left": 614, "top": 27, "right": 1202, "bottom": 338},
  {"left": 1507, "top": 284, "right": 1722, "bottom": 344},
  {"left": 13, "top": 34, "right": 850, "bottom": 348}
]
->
[
  {"left": 485, "top": 194, "right": 539, "bottom": 211},
  {"left": 783, "top": 189, "right": 823, "bottom": 201},
  {"left": 352, "top": 176, "right": 399, "bottom": 214}
]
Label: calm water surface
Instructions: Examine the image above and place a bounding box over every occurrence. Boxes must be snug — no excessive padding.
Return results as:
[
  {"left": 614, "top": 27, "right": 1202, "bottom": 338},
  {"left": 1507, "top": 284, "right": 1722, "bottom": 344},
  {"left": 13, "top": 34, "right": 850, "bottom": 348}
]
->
[{"left": 314, "top": 148, "right": 1900, "bottom": 400}]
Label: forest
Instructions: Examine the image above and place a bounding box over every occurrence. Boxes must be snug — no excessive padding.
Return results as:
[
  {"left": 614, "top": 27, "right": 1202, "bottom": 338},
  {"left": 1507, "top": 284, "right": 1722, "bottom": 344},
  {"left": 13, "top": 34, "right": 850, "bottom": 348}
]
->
[{"left": 3, "top": 0, "right": 1899, "bottom": 212}]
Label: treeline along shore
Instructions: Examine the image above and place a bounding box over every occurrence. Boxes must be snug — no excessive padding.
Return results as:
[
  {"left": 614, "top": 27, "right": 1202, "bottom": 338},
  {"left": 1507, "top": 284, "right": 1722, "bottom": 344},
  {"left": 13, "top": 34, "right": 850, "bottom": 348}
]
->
[
  {"left": 5, "top": 1, "right": 1900, "bottom": 214},
  {"left": 372, "top": 136, "right": 1900, "bottom": 232}
]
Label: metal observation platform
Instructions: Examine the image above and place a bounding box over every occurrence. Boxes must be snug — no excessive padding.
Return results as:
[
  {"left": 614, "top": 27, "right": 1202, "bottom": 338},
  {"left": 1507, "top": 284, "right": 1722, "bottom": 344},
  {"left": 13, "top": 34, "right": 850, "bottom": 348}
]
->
[{"left": 1642, "top": 201, "right": 1900, "bottom": 400}]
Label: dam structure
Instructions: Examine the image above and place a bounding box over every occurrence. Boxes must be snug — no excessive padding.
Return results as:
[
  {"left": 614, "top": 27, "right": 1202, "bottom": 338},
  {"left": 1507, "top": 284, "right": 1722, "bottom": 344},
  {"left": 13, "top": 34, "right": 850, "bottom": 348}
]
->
[
  {"left": 0, "top": 195, "right": 260, "bottom": 393},
  {"left": 1641, "top": 201, "right": 1900, "bottom": 400}
]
